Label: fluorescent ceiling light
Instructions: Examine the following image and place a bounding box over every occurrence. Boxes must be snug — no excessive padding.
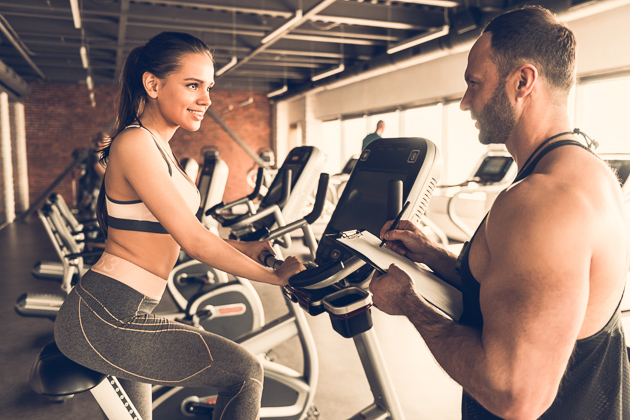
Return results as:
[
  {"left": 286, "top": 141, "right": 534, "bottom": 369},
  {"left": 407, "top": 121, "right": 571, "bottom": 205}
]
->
[
  {"left": 80, "top": 45, "right": 88, "bottom": 69},
  {"left": 215, "top": 56, "right": 237, "bottom": 76},
  {"left": 261, "top": 10, "right": 303, "bottom": 44},
  {"left": 311, "top": 64, "right": 345, "bottom": 82},
  {"left": 387, "top": 25, "right": 450, "bottom": 54},
  {"left": 267, "top": 85, "right": 288, "bottom": 98},
  {"left": 316, "top": 15, "right": 418, "bottom": 30},
  {"left": 69, "top": 0, "right": 81, "bottom": 29}
]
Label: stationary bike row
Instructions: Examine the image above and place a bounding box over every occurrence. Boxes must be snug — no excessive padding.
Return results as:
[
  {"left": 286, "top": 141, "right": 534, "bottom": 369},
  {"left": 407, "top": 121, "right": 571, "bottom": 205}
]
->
[
  {"left": 17, "top": 146, "right": 323, "bottom": 339},
  {"left": 30, "top": 137, "right": 441, "bottom": 420},
  {"left": 15, "top": 196, "right": 106, "bottom": 320},
  {"left": 27, "top": 145, "right": 328, "bottom": 419},
  {"left": 30, "top": 192, "right": 103, "bottom": 283},
  {"left": 29, "top": 172, "right": 331, "bottom": 420}
]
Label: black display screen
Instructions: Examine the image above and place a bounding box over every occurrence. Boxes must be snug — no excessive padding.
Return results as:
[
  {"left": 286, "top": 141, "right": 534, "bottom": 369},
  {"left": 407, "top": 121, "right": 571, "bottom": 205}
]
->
[
  {"left": 261, "top": 163, "right": 304, "bottom": 207},
  {"left": 327, "top": 169, "right": 409, "bottom": 237},
  {"left": 473, "top": 156, "right": 513, "bottom": 184},
  {"left": 315, "top": 137, "right": 431, "bottom": 267}
]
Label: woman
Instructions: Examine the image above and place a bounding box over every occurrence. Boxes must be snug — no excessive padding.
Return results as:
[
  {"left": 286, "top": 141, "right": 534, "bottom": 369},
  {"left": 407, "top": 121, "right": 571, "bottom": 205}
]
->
[{"left": 54, "top": 32, "right": 304, "bottom": 420}]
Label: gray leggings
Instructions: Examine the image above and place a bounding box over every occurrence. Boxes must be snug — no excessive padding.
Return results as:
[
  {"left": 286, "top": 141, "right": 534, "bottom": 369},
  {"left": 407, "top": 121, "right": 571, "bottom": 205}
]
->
[{"left": 54, "top": 270, "right": 263, "bottom": 420}]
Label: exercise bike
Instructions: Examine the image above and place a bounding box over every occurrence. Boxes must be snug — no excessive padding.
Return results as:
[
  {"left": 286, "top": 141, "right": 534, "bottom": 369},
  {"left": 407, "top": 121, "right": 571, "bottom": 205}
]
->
[
  {"left": 30, "top": 137, "right": 443, "bottom": 420},
  {"left": 29, "top": 172, "right": 331, "bottom": 420},
  {"left": 165, "top": 146, "right": 325, "bottom": 339},
  {"left": 156, "top": 138, "right": 444, "bottom": 420}
]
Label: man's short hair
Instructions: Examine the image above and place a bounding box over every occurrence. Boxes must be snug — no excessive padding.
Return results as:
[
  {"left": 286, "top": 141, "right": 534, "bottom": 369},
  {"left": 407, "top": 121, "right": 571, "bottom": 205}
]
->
[{"left": 483, "top": 5, "right": 576, "bottom": 93}]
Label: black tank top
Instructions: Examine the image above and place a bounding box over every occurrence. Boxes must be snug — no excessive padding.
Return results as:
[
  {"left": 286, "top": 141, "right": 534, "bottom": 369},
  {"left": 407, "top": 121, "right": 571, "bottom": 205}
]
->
[{"left": 457, "top": 140, "right": 630, "bottom": 419}]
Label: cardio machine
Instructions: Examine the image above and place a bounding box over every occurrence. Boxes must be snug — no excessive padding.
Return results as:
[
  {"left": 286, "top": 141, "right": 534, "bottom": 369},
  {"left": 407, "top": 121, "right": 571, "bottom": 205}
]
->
[
  {"left": 165, "top": 146, "right": 325, "bottom": 339},
  {"left": 29, "top": 137, "right": 441, "bottom": 419},
  {"left": 28, "top": 146, "right": 327, "bottom": 420},
  {"left": 154, "top": 138, "right": 441, "bottom": 420},
  {"left": 29, "top": 172, "right": 331, "bottom": 420},
  {"left": 31, "top": 192, "right": 103, "bottom": 281},
  {"left": 426, "top": 147, "right": 516, "bottom": 242},
  {"left": 603, "top": 153, "right": 630, "bottom": 343},
  {"left": 282, "top": 137, "right": 441, "bottom": 419}
]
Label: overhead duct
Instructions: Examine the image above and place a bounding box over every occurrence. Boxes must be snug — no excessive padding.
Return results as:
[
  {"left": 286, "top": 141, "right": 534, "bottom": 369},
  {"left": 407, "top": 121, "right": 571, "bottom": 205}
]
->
[
  {"left": 284, "top": 22, "right": 482, "bottom": 99},
  {"left": 0, "top": 14, "right": 46, "bottom": 82},
  {"left": 282, "top": 0, "right": 615, "bottom": 101},
  {"left": 0, "top": 59, "right": 31, "bottom": 98}
]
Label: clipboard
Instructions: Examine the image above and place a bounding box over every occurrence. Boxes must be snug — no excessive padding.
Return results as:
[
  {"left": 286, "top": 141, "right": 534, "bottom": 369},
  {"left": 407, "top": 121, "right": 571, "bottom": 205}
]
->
[{"left": 333, "top": 229, "right": 463, "bottom": 320}]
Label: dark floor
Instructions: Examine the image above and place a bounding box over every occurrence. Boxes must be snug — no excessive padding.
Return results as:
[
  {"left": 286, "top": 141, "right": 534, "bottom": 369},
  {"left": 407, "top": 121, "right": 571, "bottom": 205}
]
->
[{"left": 0, "top": 218, "right": 461, "bottom": 420}]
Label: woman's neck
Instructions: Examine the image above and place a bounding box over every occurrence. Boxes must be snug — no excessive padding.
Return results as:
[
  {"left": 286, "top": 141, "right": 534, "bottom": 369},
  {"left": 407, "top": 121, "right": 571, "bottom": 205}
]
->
[{"left": 137, "top": 109, "right": 178, "bottom": 146}]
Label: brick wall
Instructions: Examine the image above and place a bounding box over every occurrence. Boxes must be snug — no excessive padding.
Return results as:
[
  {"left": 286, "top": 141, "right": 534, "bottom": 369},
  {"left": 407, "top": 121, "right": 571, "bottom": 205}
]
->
[{"left": 23, "top": 81, "right": 273, "bottom": 209}]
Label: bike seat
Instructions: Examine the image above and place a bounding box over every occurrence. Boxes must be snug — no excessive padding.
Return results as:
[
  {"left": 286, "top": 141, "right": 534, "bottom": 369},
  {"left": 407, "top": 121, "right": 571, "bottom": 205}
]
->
[{"left": 30, "top": 341, "right": 106, "bottom": 396}]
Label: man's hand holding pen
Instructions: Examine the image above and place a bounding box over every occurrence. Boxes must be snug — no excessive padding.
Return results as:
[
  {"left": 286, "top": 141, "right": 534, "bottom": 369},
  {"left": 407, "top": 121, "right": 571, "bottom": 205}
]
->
[{"left": 379, "top": 219, "right": 440, "bottom": 266}]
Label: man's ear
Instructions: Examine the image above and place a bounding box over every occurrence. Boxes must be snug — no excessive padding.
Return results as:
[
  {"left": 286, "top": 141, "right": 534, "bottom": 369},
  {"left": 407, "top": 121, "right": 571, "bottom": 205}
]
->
[
  {"left": 143, "top": 72, "right": 159, "bottom": 99},
  {"left": 513, "top": 63, "right": 537, "bottom": 100}
]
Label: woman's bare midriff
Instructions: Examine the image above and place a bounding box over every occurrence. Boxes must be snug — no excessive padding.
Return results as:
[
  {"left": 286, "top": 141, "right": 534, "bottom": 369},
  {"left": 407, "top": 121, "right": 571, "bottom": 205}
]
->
[{"left": 103, "top": 228, "right": 181, "bottom": 280}]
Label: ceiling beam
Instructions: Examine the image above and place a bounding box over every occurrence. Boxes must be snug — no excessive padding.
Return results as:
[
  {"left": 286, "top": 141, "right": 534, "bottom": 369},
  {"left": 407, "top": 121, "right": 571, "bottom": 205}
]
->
[{"left": 219, "top": 0, "right": 338, "bottom": 77}]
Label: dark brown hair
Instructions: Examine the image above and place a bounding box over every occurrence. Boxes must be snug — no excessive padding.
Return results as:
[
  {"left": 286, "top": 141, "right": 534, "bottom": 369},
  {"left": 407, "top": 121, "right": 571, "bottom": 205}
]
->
[{"left": 483, "top": 5, "right": 576, "bottom": 93}]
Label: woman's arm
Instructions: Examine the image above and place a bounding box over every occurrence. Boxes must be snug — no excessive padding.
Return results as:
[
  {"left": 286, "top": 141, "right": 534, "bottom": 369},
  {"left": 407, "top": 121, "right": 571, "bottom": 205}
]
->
[{"left": 108, "top": 129, "right": 303, "bottom": 285}]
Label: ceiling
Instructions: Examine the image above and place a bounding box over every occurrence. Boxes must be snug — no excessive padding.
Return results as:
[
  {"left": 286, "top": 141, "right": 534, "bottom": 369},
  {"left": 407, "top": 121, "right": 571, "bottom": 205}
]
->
[{"left": 0, "top": 0, "right": 601, "bottom": 100}]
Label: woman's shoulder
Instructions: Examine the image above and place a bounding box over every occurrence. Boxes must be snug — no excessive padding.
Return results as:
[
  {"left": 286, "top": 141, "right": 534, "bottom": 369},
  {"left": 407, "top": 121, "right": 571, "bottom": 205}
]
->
[{"left": 110, "top": 126, "right": 154, "bottom": 154}]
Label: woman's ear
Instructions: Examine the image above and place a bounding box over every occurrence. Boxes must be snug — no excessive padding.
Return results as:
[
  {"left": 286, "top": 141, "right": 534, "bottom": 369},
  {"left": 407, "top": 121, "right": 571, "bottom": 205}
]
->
[{"left": 142, "top": 72, "right": 159, "bottom": 99}]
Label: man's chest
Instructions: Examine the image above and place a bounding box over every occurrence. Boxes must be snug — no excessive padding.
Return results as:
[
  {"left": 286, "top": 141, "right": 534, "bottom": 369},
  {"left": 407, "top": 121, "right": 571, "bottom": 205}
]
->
[{"left": 467, "top": 219, "right": 492, "bottom": 284}]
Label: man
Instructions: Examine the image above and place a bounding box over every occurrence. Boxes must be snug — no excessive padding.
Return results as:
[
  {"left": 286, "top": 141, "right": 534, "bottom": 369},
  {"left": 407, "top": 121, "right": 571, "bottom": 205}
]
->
[
  {"left": 361, "top": 120, "right": 385, "bottom": 150},
  {"left": 370, "top": 6, "right": 629, "bottom": 419}
]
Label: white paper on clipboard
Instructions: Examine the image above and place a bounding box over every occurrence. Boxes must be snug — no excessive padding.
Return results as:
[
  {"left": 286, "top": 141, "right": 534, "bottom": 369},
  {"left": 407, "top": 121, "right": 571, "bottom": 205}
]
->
[{"left": 336, "top": 229, "right": 463, "bottom": 320}]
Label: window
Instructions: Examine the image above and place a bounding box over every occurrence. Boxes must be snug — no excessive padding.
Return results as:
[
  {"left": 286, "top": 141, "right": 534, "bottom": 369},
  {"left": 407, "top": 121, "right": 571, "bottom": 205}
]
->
[
  {"left": 322, "top": 119, "right": 342, "bottom": 174},
  {"left": 309, "top": 71, "right": 630, "bottom": 188},
  {"left": 443, "top": 102, "right": 486, "bottom": 185},
  {"left": 402, "top": 104, "right": 443, "bottom": 151},
  {"left": 575, "top": 74, "right": 630, "bottom": 153},
  {"left": 368, "top": 111, "right": 399, "bottom": 139},
  {"left": 342, "top": 117, "right": 366, "bottom": 168}
]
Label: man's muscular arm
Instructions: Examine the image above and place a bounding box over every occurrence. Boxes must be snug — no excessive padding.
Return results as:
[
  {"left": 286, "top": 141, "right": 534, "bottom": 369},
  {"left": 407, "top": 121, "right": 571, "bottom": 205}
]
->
[{"left": 371, "top": 177, "right": 591, "bottom": 419}]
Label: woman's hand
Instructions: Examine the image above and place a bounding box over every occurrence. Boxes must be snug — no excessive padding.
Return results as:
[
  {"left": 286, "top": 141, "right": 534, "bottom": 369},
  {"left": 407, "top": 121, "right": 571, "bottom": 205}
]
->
[
  {"left": 274, "top": 256, "right": 306, "bottom": 286},
  {"left": 380, "top": 219, "right": 440, "bottom": 265}
]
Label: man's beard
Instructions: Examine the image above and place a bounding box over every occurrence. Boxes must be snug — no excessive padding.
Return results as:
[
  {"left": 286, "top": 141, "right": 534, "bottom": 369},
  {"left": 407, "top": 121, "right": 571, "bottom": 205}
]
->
[{"left": 474, "top": 83, "right": 516, "bottom": 145}]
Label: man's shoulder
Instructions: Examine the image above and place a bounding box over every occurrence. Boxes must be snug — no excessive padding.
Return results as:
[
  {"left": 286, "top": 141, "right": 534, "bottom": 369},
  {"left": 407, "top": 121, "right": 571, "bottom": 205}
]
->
[{"left": 492, "top": 172, "right": 581, "bottom": 219}]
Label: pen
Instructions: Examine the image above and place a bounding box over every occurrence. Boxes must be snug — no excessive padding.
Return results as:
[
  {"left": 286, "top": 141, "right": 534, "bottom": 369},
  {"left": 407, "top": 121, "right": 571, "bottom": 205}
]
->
[{"left": 380, "top": 200, "right": 410, "bottom": 247}]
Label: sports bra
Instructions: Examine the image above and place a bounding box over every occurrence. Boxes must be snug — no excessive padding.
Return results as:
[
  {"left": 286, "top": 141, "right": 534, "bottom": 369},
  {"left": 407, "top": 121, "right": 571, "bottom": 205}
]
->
[{"left": 106, "top": 124, "right": 200, "bottom": 234}]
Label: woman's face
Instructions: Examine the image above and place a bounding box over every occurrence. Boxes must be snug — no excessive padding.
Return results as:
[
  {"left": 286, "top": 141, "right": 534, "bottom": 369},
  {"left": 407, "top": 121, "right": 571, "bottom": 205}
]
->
[{"left": 155, "top": 52, "right": 215, "bottom": 132}]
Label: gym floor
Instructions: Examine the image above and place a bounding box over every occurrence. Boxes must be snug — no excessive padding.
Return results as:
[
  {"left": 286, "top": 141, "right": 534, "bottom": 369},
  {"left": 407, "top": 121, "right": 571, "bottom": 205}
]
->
[{"left": 0, "top": 217, "right": 462, "bottom": 420}]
